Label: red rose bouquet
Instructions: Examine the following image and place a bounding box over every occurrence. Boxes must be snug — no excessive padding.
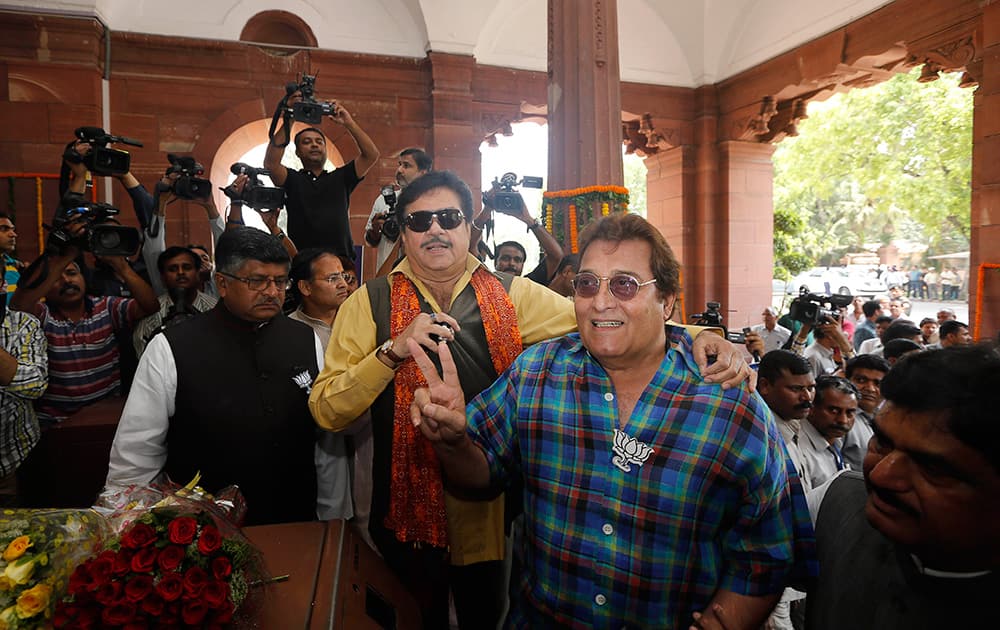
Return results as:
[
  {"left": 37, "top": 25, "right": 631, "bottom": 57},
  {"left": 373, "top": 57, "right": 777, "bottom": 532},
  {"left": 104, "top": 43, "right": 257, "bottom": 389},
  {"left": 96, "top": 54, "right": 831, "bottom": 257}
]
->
[{"left": 55, "top": 482, "right": 265, "bottom": 629}]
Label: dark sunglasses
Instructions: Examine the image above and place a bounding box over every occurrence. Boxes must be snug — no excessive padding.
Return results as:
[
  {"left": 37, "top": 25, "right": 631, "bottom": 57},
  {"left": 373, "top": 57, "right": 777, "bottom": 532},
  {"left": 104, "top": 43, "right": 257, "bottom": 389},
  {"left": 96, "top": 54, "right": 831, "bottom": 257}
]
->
[
  {"left": 571, "top": 272, "right": 657, "bottom": 301},
  {"left": 402, "top": 208, "right": 466, "bottom": 232}
]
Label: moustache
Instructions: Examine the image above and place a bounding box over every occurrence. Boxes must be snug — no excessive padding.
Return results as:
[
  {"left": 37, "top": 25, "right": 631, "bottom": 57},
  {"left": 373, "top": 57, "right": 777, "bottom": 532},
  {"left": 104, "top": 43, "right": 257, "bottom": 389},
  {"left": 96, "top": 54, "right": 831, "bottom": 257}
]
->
[
  {"left": 254, "top": 297, "right": 280, "bottom": 308},
  {"left": 794, "top": 402, "right": 813, "bottom": 411},
  {"left": 59, "top": 284, "right": 81, "bottom": 295},
  {"left": 423, "top": 236, "right": 451, "bottom": 248}
]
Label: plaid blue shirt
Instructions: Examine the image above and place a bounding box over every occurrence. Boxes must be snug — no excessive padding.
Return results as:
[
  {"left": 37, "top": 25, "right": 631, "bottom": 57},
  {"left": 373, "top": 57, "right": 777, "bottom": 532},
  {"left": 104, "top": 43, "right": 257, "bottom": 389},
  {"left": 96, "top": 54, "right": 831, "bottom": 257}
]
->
[{"left": 467, "top": 328, "right": 815, "bottom": 629}]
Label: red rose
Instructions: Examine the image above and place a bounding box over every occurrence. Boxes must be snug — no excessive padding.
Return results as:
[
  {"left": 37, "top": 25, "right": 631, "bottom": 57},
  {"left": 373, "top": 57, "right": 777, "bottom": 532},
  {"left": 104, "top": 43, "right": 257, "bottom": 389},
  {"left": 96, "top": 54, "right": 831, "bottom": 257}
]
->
[
  {"left": 210, "top": 556, "right": 232, "bottom": 580},
  {"left": 113, "top": 550, "right": 133, "bottom": 576},
  {"left": 196, "top": 525, "right": 222, "bottom": 555},
  {"left": 89, "top": 556, "right": 114, "bottom": 587},
  {"left": 182, "top": 566, "right": 208, "bottom": 597},
  {"left": 155, "top": 572, "right": 184, "bottom": 602},
  {"left": 202, "top": 579, "right": 229, "bottom": 608},
  {"left": 75, "top": 605, "right": 100, "bottom": 629},
  {"left": 157, "top": 545, "right": 185, "bottom": 572},
  {"left": 130, "top": 546, "right": 157, "bottom": 573},
  {"left": 181, "top": 599, "right": 208, "bottom": 626},
  {"left": 124, "top": 574, "right": 154, "bottom": 602},
  {"left": 141, "top": 593, "right": 164, "bottom": 617},
  {"left": 212, "top": 599, "right": 234, "bottom": 624},
  {"left": 121, "top": 522, "right": 157, "bottom": 549},
  {"left": 167, "top": 516, "right": 198, "bottom": 545},
  {"left": 68, "top": 563, "right": 94, "bottom": 595},
  {"left": 94, "top": 581, "right": 123, "bottom": 606},
  {"left": 102, "top": 601, "right": 136, "bottom": 626},
  {"left": 123, "top": 623, "right": 147, "bottom": 630}
]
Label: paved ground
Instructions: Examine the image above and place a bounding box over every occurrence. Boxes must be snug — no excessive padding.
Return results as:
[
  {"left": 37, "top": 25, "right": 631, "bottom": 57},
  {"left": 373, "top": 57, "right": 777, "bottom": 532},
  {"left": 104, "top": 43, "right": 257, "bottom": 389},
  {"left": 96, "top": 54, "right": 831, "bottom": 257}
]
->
[{"left": 905, "top": 299, "right": 969, "bottom": 324}]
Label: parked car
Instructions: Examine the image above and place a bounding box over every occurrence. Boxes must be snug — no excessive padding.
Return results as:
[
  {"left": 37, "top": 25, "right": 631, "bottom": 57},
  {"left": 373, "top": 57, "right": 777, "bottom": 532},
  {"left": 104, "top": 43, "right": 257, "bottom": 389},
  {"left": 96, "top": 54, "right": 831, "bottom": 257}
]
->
[{"left": 790, "top": 267, "right": 886, "bottom": 299}]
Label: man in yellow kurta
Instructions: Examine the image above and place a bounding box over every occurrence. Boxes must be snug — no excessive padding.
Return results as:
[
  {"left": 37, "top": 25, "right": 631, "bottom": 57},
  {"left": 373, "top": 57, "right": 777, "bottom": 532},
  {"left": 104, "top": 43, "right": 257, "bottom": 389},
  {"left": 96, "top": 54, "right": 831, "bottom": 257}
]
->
[{"left": 309, "top": 170, "right": 752, "bottom": 629}]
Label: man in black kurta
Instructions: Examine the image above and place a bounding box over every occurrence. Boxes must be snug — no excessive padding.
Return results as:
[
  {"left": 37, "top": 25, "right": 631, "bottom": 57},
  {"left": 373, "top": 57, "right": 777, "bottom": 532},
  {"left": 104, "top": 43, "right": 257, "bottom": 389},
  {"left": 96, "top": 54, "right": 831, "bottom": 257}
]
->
[{"left": 106, "top": 227, "right": 334, "bottom": 526}]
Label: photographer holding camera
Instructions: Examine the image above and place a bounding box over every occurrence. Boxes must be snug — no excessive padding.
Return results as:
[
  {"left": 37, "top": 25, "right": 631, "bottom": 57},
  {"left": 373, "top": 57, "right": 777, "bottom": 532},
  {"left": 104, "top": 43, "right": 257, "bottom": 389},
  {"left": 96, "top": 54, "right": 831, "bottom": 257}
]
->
[
  {"left": 10, "top": 207, "right": 158, "bottom": 423},
  {"left": 365, "top": 148, "right": 432, "bottom": 273},
  {"left": 264, "top": 78, "right": 379, "bottom": 256},
  {"left": 477, "top": 175, "right": 563, "bottom": 285},
  {"left": 223, "top": 173, "right": 297, "bottom": 260}
]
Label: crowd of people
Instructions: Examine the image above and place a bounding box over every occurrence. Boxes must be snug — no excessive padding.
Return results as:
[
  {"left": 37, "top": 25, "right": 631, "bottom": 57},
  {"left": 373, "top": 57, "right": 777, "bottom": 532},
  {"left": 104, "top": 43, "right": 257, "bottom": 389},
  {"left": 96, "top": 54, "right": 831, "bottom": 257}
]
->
[{"left": 0, "top": 97, "right": 996, "bottom": 629}]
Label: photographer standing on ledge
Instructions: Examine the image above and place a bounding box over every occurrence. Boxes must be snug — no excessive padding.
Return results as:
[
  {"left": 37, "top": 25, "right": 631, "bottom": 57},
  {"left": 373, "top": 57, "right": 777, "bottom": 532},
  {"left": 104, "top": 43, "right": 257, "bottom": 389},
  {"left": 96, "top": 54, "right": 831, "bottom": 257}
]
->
[{"left": 264, "top": 93, "right": 379, "bottom": 256}]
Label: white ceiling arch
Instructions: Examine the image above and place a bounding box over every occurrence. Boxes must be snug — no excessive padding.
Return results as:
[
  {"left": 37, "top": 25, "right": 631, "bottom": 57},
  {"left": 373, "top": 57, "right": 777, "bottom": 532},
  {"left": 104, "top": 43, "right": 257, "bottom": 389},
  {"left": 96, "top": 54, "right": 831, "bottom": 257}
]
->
[{"left": 7, "top": 0, "right": 895, "bottom": 86}]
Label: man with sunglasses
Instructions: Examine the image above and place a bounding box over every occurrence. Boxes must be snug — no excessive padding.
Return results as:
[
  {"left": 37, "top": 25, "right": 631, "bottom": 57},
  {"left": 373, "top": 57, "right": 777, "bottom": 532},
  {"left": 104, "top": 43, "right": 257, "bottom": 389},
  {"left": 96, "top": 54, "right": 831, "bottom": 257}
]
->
[
  {"left": 404, "top": 212, "right": 812, "bottom": 629},
  {"left": 107, "top": 227, "right": 350, "bottom": 526},
  {"left": 309, "top": 171, "right": 756, "bottom": 629}
]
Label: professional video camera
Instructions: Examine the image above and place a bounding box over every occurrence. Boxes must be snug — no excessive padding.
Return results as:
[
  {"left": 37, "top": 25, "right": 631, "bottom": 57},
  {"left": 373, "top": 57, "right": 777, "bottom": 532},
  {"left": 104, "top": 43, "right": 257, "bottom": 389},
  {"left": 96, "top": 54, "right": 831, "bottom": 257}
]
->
[
  {"left": 286, "top": 73, "right": 334, "bottom": 125},
  {"left": 165, "top": 154, "right": 212, "bottom": 201},
  {"left": 228, "top": 163, "right": 286, "bottom": 211},
  {"left": 48, "top": 198, "right": 141, "bottom": 256},
  {"left": 378, "top": 185, "right": 400, "bottom": 241},
  {"left": 788, "top": 291, "right": 854, "bottom": 325},
  {"left": 690, "top": 301, "right": 725, "bottom": 328},
  {"left": 63, "top": 126, "right": 143, "bottom": 176},
  {"left": 485, "top": 172, "right": 544, "bottom": 215}
]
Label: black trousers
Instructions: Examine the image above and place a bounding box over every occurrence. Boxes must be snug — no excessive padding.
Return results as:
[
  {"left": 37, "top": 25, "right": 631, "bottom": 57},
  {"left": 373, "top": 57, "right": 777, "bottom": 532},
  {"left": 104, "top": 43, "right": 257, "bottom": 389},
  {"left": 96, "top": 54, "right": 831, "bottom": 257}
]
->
[{"left": 372, "top": 524, "right": 505, "bottom": 630}]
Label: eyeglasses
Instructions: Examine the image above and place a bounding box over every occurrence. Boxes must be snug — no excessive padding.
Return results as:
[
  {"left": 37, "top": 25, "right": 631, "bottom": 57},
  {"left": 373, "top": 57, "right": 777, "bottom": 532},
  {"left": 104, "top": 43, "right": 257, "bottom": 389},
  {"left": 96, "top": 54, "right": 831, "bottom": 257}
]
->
[
  {"left": 219, "top": 271, "right": 291, "bottom": 292},
  {"left": 571, "top": 272, "right": 657, "bottom": 301},
  {"left": 317, "top": 272, "right": 350, "bottom": 285},
  {"left": 343, "top": 273, "right": 356, "bottom": 285},
  {"left": 402, "top": 208, "right": 465, "bottom": 232}
]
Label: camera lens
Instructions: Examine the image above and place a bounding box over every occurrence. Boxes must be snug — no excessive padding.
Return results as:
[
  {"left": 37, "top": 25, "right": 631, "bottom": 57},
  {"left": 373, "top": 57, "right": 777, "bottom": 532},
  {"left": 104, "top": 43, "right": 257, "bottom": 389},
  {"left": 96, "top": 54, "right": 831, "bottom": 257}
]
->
[{"left": 96, "top": 230, "right": 122, "bottom": 250}]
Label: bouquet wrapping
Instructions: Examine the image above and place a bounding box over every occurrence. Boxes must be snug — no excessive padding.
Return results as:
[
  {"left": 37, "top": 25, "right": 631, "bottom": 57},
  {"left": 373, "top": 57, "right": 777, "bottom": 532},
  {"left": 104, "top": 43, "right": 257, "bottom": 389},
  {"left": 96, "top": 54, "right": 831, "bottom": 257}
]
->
[
  {"left": 0, "top": 509, "right": 111, "bottom": 629},
  {"left": 54, "top": 480, "right": 266, "bottom": 629}
]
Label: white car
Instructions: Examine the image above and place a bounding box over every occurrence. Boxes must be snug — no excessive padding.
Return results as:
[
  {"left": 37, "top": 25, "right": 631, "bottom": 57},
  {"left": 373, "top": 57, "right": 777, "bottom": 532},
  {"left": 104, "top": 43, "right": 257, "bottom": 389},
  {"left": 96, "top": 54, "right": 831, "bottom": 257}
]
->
[{"left": 791, "top": 267, "right": 886, "bottom": 298}]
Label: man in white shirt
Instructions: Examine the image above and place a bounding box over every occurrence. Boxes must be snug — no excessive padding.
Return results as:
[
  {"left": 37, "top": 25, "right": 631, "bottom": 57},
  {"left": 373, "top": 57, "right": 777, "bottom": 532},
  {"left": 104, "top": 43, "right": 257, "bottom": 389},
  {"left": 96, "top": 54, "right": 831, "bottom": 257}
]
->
[
  {"left": 800, "top": 376, "right": 860, "bottom": 488},
  {"left": 751, "top": 306, "right": 792, "bottom": 353}
]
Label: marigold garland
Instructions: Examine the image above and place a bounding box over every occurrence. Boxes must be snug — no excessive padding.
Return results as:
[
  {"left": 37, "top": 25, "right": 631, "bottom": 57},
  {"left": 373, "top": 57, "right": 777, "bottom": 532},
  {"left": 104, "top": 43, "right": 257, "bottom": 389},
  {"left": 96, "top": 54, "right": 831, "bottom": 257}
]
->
[
  {"left": 568, "top": 204, "right": 579, "bottom": 253},
  {"left": 540, "top": 185, "right": 630, "bottom": 250}
]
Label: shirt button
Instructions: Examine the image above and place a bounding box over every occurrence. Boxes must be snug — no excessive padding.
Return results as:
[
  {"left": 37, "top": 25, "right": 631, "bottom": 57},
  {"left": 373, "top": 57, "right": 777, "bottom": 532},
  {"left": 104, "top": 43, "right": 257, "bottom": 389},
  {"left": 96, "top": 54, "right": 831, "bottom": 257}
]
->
[
  {"left": 602, "top": 523, "right": 613, "bottom": 536},
  {"left": 604, "top": 392, "right": 614, "bottom": 402},
  {"left": 595, "top": 593, "right": 607, "bottom": 606}
]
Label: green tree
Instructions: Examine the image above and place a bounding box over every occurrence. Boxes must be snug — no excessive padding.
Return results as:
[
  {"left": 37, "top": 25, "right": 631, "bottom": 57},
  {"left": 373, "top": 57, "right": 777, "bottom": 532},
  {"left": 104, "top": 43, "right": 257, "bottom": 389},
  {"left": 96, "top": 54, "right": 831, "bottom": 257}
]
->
[{"left": 773, "top": 67, "right": 972, "bottom": 275}]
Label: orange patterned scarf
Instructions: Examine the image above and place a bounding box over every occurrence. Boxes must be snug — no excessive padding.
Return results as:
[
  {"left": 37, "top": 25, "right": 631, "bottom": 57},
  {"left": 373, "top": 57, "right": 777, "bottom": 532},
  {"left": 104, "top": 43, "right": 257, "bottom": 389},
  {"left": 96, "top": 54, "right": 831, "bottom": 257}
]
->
[{"left": 385, "top": 268, "right": 522, "bottom": 548}]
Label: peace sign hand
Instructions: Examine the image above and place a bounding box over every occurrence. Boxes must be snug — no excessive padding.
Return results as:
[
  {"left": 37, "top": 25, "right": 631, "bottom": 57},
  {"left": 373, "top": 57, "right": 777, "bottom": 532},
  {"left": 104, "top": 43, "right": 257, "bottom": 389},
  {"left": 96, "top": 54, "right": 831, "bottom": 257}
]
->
[{"left": 407, "top": 339, "right": 469, "bottom": 446}]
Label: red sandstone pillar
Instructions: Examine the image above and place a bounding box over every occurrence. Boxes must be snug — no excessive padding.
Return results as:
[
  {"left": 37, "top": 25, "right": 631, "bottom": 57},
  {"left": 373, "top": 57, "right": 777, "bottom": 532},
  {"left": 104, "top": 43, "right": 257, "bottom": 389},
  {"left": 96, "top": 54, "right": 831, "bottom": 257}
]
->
[
  {"left": 971, "top": 4, "right": 1000, "bottom": 339},
  {"left": 427, "top": 52, "right": 481, "bottom": 197},
  {"left": 718, "top": 141, "right": 776, "bottom": 329},
  {"left": 547, "top": 0, "right": 624, "bottom": 191}
]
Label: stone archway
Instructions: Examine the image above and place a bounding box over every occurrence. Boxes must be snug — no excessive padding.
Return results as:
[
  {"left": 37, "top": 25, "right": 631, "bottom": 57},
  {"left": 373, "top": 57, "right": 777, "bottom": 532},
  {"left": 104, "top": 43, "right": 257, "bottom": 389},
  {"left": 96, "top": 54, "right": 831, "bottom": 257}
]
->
[{"left": 191, "top": 100, "right": 344, "bottom": 245}]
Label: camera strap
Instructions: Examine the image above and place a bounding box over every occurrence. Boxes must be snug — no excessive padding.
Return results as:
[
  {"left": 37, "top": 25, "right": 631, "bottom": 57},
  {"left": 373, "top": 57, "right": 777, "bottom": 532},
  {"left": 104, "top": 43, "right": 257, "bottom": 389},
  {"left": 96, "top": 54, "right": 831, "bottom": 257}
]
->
[{"left": 268, "top": 98, "right": 294, "bottom": 148}]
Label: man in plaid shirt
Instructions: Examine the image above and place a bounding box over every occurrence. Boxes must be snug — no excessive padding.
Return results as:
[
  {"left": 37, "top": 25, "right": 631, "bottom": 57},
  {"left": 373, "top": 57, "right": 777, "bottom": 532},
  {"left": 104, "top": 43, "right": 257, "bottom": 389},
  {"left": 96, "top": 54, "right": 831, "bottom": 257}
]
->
[{"left": 408, "top": 213, "right": 814, "bottom": 629}]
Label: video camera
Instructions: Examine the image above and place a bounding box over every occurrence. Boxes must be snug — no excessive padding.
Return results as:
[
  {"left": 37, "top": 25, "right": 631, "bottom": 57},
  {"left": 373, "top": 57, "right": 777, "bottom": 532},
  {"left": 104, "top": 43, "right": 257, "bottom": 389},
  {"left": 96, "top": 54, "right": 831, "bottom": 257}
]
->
[
  {"left": 485, "top": 172, "right": 544, "bottom": 215},
  {"left": 166, "top": 154, "right": 212, "bottom": 201},
  {"left": 379, "top": 185, "right": 400, "bottom": 241},
  {"left": 63, "top": 126, "right": 143, "bottom": 176},
  {"left": 788, "top": 291, "right": 854, "bottom": 325},
  {"left": 286, "top": 73, "right": 334, "bottom": 125},
  {"left": 48, "top": 197, "right": 141, "bottom": 256},
  {"left": 689, "top": 301, "right": 747, "bottom": 343},
  {"left": 228, "top": 163, "right": 286, "bottom": 211}
]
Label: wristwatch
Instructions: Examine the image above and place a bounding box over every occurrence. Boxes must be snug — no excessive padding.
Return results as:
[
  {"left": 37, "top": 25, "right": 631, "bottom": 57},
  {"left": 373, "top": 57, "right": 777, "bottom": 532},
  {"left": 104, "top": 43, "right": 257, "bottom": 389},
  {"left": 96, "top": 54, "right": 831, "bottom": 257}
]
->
[{"left": 378, "top": 338, "right": 405, "bottom": 367}]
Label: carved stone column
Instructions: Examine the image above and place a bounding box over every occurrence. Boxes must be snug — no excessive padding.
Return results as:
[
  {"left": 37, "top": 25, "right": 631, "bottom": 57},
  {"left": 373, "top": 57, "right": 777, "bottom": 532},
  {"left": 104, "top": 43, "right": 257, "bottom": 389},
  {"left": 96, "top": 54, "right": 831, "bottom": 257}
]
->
[
  {"left": 972, "top": 4, "right": 1000, "bottom": 337},
  {"left": 427, "top": 52, "right": 481, "bottom": 192},
  {"left": 547, "top": 0, "right": 624, "bottom": 191}
]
